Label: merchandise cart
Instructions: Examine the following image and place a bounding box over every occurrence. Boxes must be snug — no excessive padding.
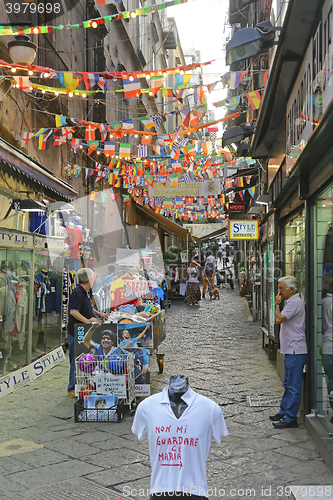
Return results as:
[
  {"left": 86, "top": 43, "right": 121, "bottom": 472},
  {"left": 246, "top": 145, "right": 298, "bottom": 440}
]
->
[
  {"left": 73, "top": 320, "right": 137, "bottom": 422},
  {"left": 74, "top": 350, "right": 135, "bottom": 422}
]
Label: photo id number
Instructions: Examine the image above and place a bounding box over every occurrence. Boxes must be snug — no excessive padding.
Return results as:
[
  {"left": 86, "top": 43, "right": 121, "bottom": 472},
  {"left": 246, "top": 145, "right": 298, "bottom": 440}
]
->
[{"left": 5, "top": 3, "right": 61, "bottom": 15}]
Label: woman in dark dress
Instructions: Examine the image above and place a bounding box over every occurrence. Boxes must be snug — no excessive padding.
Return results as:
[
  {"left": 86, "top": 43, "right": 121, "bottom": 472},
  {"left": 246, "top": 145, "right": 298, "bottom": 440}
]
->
[{"left": 184, "top": 260, "right": 201, "bottom": 305}]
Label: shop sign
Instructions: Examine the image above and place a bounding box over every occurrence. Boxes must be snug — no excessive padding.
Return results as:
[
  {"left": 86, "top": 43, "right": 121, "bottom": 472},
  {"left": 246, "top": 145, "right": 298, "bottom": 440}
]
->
[
  {"left": 0, "top": 347, "right": 66, "bottom": 399},
  {"left": 94, "top": 374, "right": 127, "bottom": 397},
  {"left": 148, "top": 180, "right": 221, "bottom": 198},
  {"left": 123, "top": 279, "right": 149, "bottom": 298},
  {"left": 0, "top": 231, "right": 33, "bottom": 248},
  {"left": 34, "top": 236, "right": 46, "bottom": 249},
  {"left": 47, "top": 237, "right": 65, "bottom": 251},
  {"left": 228, "top": 220, "right": 259, "bottom": 240},
  {"left": 229, "top": 203, "right": 245, "bottom": 212}
]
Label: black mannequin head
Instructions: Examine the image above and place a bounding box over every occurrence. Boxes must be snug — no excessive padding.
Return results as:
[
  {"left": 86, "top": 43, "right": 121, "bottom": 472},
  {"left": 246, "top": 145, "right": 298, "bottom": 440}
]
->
[
  {"left": 168, "top": 375, "right": 189, "bottom": 418},
  {"left": 169, "top": 375, "right": 189, "bottom": 394}
]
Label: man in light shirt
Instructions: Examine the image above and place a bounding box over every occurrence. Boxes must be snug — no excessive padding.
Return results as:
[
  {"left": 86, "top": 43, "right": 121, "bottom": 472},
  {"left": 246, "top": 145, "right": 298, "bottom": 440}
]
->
[{"left": 270, "top": 275, "right": 307, "bottom": 429}]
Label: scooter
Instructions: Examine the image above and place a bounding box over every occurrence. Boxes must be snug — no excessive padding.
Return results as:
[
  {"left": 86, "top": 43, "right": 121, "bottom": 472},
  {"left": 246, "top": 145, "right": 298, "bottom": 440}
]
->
[{"left": 216, "top": 268, "right": 234, "bottom": 289}]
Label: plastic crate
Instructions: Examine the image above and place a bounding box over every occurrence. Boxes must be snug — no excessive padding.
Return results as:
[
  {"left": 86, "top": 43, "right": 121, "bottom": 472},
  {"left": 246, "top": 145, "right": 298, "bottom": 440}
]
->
[{"left": 74, "top": 399, "right": 125, "bottom": 423}]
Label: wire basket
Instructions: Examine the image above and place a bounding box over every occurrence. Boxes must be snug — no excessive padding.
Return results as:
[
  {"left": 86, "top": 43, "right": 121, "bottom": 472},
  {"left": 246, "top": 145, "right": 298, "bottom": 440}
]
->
[
  {"left": 74, "top": 350, "right": 135, "bottom": 409},
  {"left": 74, "top": 399, "right": 125, "bottom": 423}
]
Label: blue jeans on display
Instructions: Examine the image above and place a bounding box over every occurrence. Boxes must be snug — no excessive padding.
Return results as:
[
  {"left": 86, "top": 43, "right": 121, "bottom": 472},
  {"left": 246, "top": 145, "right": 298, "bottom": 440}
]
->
[
  {"left": 67, "top": 334, "right": 75, "bottom": 392},
  {"left": 278, "top": 353, "right": 307, "bottom": 421}
]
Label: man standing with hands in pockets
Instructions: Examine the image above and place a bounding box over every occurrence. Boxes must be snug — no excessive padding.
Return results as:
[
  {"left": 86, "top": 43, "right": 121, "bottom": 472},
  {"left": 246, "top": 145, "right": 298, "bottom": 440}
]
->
[{"left": 270, "top": 276, "right": 307, "bottom": 428}]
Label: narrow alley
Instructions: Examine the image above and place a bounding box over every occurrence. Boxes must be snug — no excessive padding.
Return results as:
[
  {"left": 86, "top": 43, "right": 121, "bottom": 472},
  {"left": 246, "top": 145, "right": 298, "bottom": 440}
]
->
[{"left": 1, "top": 281, "right": 332, "bottom": 500}]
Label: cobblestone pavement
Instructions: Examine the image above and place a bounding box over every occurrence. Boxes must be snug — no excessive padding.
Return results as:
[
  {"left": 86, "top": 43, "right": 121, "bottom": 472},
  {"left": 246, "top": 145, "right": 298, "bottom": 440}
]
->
[{"left": 0, "top": 280, "right": 332, "bottom": 500}]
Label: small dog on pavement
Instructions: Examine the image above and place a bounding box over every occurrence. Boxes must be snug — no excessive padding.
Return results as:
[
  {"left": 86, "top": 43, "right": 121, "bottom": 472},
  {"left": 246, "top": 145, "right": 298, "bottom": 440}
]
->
[{"left": 209, "top": 287, "right": 220, "bottom": 300}]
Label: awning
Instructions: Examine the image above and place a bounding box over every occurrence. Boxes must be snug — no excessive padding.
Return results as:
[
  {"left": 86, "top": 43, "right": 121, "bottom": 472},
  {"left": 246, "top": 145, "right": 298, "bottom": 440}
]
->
[
  {"left": 135, "top": 203, "right": 200, "bottom": 243},
  {"left": 0, "top": 138, "right": 77, "bottom": 200},
  {"left": 198, "top": 225, "right": 228, "bottom": 242}
]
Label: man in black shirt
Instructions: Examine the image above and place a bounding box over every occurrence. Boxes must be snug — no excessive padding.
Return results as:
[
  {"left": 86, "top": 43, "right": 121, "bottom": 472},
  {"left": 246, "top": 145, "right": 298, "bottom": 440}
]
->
[{"left": 67, "top": 268, "right": 108, "bottom": 397}]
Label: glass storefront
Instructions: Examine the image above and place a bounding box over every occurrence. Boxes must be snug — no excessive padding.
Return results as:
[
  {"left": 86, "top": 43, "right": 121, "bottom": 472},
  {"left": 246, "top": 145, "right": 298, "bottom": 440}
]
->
[
  {"left": 314, "top": 185, "right": 333, "bottom": 421},
  {"left": 33, "top": 240, "right": 64, "bottom": 357},
  {"left": 284, "top": 211, "right": 306, "bottom": 299},
  {"left": 0, "top": 232, "right": 64, "bottom": 376},
  {"left": 260, "top": 214, "right": 276, "bottom": 341},
  {"left": 0, "top": 248, "right": 32, "bottom": 374}
]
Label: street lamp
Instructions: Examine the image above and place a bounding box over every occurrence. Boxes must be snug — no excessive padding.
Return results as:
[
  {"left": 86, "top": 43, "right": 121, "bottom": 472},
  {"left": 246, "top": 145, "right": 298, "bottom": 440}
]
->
[
  {"left": 8, "top": 35, "right": 37, "bottom": 66},
  {"left": 226, "top": 21, "right": 279, "bottom": 66},
  {"left": 231, "top": 142, "right": 250, "bottom": 156},
  {"left": 256, "top": 194, "right": 270, "bottom": 205},
  {"left": 222, "top": 122, "right": 254, "bottom": 147}
]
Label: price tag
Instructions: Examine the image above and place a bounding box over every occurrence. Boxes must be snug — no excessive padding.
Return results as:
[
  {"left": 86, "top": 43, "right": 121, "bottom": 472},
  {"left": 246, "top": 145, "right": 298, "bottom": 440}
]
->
[
  {"left": 37, "top": 292, "right": 41, "bottom": 298},
  {"left": 51, "top": 287, "right": 56, "bottom": 293}
]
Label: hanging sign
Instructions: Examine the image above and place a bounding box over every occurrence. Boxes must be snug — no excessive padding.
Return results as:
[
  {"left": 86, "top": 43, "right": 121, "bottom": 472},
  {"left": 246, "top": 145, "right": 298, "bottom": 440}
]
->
[
  {"left": 149, "top": 180, "right": 221, "bottom": 198},
  {"left": 229, "top": 220, "right": 259, "bottom": 240},
  {"left": 228, "top": 203, "right": 245, "bottom": 212}
]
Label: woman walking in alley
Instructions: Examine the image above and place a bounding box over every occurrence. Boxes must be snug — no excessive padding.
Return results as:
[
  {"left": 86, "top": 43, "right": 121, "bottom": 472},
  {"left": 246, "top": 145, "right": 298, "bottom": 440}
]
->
[{"left": 184, "top": 260, "right": 201, "bottom": 306}]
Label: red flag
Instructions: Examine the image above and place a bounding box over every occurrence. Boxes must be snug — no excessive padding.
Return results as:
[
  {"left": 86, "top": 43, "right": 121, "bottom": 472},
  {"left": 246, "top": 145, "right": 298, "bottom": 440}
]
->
[
  {"left": 85, "top": 125, "right": 96, "bottom": 141},
  {"left": 141, "top": 136, "right": 152, "bottom": 146}
]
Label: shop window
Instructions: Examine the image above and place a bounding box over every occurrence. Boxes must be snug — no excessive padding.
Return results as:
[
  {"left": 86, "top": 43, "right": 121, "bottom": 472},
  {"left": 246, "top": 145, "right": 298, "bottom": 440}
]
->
[
  {"left": 33, "top": 246, "right": 64, "bottom": 360},
  {"left": 0, "top": 250, "right": 32, "bottom": 375},
  {"left": 315, "top": 185, "right": 333, "bottom": 421}
]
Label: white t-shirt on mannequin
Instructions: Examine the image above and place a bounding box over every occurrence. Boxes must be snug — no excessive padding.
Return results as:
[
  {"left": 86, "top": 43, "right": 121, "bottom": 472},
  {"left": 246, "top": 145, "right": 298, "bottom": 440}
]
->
[{"left": 132, "top": 386, "right": 228, "bottom": 497}]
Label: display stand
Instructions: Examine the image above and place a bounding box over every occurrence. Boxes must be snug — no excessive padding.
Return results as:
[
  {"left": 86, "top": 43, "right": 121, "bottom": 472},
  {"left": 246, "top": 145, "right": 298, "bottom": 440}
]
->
[{"left": 74, "top": 323, "right": 136, "bottom": 423}]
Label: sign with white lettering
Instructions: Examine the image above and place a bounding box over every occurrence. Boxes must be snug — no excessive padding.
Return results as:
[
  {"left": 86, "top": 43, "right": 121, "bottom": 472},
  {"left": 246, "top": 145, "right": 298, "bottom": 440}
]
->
[
  {"left": 148, "top": 180, "right": 221, "bottom": 198},
  {"left": 94, "top": 375, "right": 127, "bottom": 397},
  {"left": 0, "top": 231, "right": 33, "bottom": 248},
  {"left": 0, "top": 347, "right": 66, "bottom": 399},
  {"left": 228, "top": 220, "right": 259, "bottom": 240}
]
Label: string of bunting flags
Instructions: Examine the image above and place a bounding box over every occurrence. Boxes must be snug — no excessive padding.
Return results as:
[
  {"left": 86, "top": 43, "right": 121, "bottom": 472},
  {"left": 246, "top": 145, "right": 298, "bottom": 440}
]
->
[
  {"left": 20, "top": 113, "right": 241, "bottom": 157},
  {"left": 3, "top": 58, "right": 215, "bottom": 90},
  {"left": 0, "top": 0, "right": 195, "bottom": 36},
  {"left": 64, "top": 151, "right": 257, "bottom": 220}
]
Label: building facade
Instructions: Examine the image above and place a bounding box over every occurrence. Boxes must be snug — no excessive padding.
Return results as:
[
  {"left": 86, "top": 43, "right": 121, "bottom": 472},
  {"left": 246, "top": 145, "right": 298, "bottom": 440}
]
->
[{"left": 250, "top": 0, "right": 333, "bottom": 470}]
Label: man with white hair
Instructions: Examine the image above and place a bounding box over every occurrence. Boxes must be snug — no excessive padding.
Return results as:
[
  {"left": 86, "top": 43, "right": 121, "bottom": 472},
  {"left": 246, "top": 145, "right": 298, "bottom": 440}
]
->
[
  {"left": 67, "top": 268, "right": 108, "bottom": 397},
  {"left": 270, "top": 275, "right": 307, "bottom": 428}
]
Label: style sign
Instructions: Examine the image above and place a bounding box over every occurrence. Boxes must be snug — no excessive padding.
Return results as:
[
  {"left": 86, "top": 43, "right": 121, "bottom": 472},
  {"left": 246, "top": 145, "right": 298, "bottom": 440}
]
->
[{"left": 229, "top": 220, "right": 259, "bottom": 240}]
